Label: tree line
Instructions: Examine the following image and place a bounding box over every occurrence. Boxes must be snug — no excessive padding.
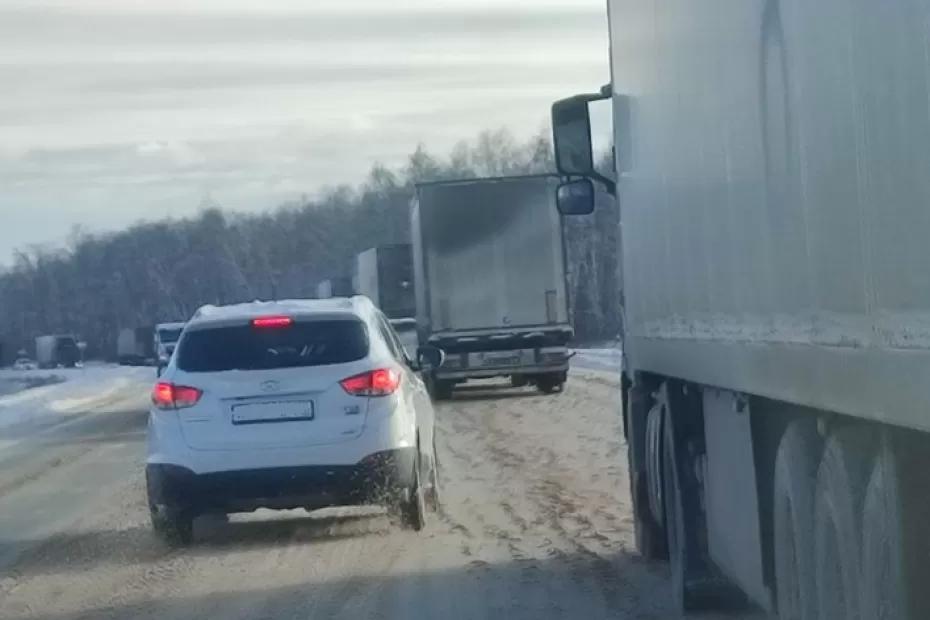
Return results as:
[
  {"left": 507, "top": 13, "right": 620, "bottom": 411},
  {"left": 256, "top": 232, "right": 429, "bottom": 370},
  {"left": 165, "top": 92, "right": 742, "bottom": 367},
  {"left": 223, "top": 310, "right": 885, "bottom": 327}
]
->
[{"left": 0, "top": 128, "right": 620, "bottom": 363}]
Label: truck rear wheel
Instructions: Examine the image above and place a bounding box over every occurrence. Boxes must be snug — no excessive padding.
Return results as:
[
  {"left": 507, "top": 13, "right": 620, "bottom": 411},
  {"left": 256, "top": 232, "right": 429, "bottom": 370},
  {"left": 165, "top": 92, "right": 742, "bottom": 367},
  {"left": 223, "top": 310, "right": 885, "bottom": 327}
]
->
[
  {"left": 536, "top": 373, "right": 565, "bottom": 394},
  {"left": 773, "top": 420, "right": 821, "bottom": 620},
  {"left": 814, "top": 428, "right": 872, "bottom": 620},
  {"left": 432, "top": 379, "right": 454, "bottom": 401}
]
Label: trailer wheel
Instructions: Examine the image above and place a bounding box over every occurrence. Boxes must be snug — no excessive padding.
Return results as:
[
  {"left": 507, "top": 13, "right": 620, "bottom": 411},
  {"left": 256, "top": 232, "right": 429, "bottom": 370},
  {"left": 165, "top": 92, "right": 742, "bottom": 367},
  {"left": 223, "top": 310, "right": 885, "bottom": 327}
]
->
[
  {"left": 814, "top": 428, "right": 872, "bottom": 620},
  {"left": 861, "top": 435, "right": 905, "bottom": 620},
  {"left": 628, "top": 443, "right": 667, "bottom": 560},
  {"left": 772, "top": 420, "right": 821, "bottom": 620}
]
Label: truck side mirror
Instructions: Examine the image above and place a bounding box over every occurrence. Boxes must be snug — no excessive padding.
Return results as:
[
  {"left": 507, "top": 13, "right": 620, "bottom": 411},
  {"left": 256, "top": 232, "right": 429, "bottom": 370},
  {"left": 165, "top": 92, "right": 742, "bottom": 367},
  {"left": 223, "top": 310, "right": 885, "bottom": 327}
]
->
[
  {"left": 552, "top": 96, "right": 596, "bottom": 176},
  {"left": 552, "top": 91, "right": 616, "bottom": 196},
  {"left": 416, "top": 345, "right": 445, "bottom": 370},
  {"left": 556, "top": 179, "right": 596, "bottom": 216}
]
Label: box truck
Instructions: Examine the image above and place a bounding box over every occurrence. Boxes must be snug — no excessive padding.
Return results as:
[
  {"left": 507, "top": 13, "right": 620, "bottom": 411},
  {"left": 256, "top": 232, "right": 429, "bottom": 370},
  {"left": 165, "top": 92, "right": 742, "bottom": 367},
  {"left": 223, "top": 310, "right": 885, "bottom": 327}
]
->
[
  {"left": 35, "top": 335, "right": 80, "bottom": 369},
  {"left": 412, "top": 175, "right": 572, "bottom": 399},
  {"left": 116, "top": 326, "right": 155, "bottom": 366},
  {"left": 353, "top": 245, "right": 415, "bottom": 319}
]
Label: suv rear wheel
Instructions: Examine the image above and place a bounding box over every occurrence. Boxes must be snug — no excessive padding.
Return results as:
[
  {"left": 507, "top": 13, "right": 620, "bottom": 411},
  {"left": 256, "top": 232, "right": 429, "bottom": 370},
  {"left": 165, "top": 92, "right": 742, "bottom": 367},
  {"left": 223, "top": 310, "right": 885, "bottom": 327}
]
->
[
  {"left": 398, "top": 454, "right": 427, "bottom": 531},
  {"left": 150, "top": 504, "right": 193, "bottom": 546}
]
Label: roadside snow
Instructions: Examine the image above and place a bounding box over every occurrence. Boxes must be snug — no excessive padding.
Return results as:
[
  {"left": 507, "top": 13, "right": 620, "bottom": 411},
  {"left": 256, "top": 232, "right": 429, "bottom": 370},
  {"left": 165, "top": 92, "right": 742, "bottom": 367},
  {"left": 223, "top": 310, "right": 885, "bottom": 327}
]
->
[
  {"left": 572, "top": 345, "right": 623, "bottom": 373},
  {"left": 0, "top": 364, "right": 153, "bottom": 433}
]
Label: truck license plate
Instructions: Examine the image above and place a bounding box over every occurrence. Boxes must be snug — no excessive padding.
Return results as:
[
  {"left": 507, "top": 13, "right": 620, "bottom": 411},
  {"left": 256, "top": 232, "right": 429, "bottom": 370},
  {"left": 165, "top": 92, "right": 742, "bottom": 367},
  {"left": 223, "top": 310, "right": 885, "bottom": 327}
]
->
[
  {"left": 231, "top": 401, "right": 314, "bottom": 425},
  {"left": 482, "top": 352, "right": 522, "bottom": 366}
]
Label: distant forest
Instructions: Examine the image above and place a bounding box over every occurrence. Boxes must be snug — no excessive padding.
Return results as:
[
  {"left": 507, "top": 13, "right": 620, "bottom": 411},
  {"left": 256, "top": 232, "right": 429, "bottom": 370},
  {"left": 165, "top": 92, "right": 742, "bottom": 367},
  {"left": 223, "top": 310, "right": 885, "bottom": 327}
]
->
[{"left": 0, "top": 128, "right": 620, "bottom": 362}]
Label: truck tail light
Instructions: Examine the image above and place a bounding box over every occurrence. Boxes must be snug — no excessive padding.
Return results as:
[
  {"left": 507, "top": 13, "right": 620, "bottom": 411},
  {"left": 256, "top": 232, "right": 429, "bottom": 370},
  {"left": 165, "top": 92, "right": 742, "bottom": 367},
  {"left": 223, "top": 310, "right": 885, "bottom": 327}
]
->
[
  {"left": 340, "top": 368, "right": 401, "bottom": 397},
  {"left": 152, "top": 382, "right": 203, "bottom": 410}
]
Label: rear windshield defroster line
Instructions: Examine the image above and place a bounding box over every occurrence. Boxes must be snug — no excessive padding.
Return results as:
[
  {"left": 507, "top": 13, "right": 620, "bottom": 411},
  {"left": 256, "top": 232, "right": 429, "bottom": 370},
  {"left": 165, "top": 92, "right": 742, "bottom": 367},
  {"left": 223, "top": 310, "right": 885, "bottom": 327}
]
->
[{"left": 176, "top": 320, "right": 369, "bottom": 372}]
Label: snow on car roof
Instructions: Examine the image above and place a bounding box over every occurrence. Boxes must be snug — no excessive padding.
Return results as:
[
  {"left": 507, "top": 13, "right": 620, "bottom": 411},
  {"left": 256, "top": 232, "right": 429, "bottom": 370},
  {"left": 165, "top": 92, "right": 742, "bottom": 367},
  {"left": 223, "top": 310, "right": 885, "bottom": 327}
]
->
[
  {"left": 155, "top": 321, "right": 186, "bottom": 330},
  {"left": 188, "top": 297, "right": 373, "bottom": 327}
]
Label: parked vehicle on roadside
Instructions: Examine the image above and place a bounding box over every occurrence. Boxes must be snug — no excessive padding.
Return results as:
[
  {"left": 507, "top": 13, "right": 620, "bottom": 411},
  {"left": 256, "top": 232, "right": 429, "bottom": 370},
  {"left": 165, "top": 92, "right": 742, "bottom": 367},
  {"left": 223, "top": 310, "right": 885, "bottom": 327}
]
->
[
  {"left": 411, "top": 175, "right": 573, "bottom": 399},
  {"left": 12, "top": 357, "right": 38, "bottom": 371},
  {"left": 35, "top": 335, "right": 80, "bottom": 369},
  {"left": 146, "top": 297, "right": 443, "bottom": 545}
]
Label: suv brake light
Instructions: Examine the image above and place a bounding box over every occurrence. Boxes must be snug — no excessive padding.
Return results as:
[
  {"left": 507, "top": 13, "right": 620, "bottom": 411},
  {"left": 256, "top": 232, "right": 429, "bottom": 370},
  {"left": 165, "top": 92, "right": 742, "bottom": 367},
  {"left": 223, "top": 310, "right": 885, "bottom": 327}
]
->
[
  {"left": 152, "top": 382, "right": 202, "bottom": 410},
  {"left": 340, "top": 368, "right": 400, "bottom": 396},
  {"left": 251, "top": 316, "right": 293, "bottom": 329}
]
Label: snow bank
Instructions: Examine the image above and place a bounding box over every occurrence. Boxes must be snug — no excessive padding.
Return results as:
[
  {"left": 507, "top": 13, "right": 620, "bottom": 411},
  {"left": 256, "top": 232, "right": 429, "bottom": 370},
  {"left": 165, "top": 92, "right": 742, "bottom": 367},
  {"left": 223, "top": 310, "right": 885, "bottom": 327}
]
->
[
  {"left": 572, "top": 345, "right": 623, "bottom": 373},
  {"left": 0, "top": 364, "right": 154, "bottom": 433}
]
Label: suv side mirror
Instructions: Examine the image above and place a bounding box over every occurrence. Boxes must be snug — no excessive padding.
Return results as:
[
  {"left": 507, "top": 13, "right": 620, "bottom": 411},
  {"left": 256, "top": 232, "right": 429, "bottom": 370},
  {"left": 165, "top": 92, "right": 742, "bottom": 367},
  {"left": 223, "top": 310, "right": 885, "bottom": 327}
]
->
[
  {"left": 416, "top": 345, "right": 445, "bottom": 370},
  {"left": 557, "top": 179, "right": 595, "bottom": 215}
]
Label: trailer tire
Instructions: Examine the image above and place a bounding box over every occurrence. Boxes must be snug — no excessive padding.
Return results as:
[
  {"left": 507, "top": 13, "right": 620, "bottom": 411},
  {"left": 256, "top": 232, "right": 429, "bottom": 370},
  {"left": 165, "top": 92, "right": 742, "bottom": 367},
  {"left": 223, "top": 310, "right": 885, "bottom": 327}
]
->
[
  {"left": 629, "top": 439, "right": 666, "bottom": 560},
  {"left": 662, "top": 408, "right": 717, "bottom": 611},
  {"left": 773, "top": 420, "right": 821, "bottom": 620},
  {"left": 860, "top": 435, "right": 907, "bottom": 620},
  {"left": 814, "top": 428, "right": 872, "bottom": 620}
]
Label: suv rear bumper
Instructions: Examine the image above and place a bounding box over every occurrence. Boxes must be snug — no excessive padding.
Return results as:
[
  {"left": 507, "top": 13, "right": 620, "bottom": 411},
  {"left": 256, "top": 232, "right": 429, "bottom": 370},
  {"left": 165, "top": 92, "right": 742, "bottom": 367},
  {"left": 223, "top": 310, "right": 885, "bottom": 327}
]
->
[{"left": 146, "top": 448, "right": 416, "bottom": 514}]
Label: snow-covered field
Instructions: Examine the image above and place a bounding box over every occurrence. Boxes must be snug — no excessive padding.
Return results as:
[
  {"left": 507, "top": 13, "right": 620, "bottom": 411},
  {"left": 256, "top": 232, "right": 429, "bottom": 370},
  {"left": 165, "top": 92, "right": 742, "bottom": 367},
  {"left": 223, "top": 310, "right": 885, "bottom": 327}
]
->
[{"left": 0, "top": 364, "right": 153, "bottom": 435}]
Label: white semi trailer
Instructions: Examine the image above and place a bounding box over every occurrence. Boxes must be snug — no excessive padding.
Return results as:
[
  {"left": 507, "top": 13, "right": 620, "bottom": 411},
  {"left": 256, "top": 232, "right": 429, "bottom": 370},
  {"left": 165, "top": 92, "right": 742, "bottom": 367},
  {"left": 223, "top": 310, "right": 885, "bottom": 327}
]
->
[{"left": 552, "top": 2, "right": 930, "bottom": 618}]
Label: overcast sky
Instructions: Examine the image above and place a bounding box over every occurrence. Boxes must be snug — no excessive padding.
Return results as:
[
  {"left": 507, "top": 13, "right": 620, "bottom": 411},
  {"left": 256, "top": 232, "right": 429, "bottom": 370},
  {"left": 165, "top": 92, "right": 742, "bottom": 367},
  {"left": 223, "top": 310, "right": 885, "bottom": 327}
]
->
[{"left": 1, "top": 0, "right": 608, "bottom": 262}]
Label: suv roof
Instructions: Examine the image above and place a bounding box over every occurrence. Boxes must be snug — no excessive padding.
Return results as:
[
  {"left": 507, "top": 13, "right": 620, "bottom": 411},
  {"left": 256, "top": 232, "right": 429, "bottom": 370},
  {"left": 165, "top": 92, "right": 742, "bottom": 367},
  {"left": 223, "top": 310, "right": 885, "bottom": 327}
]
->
[
  {"left": 187, "top": 297, "right": 375, "bottom": 329},
  {"left": 156, "top": 321, "right": 186, "bottom": 330}
]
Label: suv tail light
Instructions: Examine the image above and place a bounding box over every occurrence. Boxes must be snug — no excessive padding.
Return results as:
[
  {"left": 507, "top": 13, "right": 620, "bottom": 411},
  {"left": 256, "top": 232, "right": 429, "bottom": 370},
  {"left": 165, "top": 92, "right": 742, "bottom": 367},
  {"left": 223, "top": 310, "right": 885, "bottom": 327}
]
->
[
  {"left": 340, "top": 368, "right": 401, "bottom": 396},
  {"left": 152, "top": 382, "right": 202, "bottom": 410}
]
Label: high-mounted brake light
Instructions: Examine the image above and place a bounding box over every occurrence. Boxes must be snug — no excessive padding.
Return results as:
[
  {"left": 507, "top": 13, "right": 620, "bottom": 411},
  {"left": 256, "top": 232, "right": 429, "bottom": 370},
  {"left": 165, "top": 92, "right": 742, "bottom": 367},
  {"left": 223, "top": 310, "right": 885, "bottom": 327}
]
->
[
  {"left": 152, "top": 381, "right": 202, "bottom": 410},
  {"left": 340, "top": 368, "right": 401, "bottom": 397},
  {"left": 251, "top": 316, "right": 293, "bottom": 329}
]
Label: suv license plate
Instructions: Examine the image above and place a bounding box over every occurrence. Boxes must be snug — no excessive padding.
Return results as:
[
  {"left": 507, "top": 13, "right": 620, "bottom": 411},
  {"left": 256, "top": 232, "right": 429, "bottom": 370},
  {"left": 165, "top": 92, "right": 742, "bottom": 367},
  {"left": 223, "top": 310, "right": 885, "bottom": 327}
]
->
[{"left": 231, "top": 401, "right": 314, "bottom": 425}]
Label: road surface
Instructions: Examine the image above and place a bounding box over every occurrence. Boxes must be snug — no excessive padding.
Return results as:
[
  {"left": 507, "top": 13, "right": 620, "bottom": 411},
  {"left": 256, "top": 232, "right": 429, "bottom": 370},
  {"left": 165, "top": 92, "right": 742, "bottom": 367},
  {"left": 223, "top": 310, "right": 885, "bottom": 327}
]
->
[{"left": 0, "top": 367, "right": 761, "bottom": 620}]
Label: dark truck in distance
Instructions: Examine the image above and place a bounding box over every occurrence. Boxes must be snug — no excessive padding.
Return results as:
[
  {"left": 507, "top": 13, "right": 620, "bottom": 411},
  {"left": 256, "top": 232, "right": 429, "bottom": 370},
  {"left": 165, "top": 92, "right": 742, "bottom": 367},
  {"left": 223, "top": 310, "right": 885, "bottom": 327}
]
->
[
  {"left": 35, "top": 334, "right": 80, "bottom": 369},
  {"left": 353, "top": 245, "right": 415, "bottom": 320},
  {"left": 411, "top": 175, "right": 572, "bottom": 399}
]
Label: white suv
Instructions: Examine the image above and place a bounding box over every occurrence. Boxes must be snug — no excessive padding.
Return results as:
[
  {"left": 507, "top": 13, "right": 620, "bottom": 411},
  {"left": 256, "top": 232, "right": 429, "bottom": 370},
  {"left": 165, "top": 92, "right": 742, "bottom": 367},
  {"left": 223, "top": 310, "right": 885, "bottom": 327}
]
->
[{"left": 146, "top": 297, "right": 442, "bottom": 544}]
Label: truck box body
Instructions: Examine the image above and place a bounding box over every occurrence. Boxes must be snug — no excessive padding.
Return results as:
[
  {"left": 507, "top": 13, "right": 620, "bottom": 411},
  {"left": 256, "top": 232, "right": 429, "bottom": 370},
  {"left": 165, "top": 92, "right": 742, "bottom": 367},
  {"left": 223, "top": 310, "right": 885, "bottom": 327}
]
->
[
  {"left": 117, "top": 326, "right": 154, "bottom": 365},
  {"left": 35, "top": 335, "right": 80, "bottom": 368},
  {"left": 354, "top": 245, "right": 415, "bottom": 319},
  {"left": 316, "top": 277, "right": 353, "bottom": 299},
  {"left": 608, "top": 0, "right": 930, "bottom": 433},
  {"left": 412, "top": 175, "right": 572, "bottom": 381}
]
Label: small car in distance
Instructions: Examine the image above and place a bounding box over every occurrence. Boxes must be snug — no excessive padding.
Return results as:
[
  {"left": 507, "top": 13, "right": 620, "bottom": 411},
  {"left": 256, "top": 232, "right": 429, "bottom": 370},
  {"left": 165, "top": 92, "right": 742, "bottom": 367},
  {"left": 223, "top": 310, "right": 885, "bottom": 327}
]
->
[
  {"left": 12, "top": 357, "right": 38, "bottom": 371},
  {"left": 146, "top": 297, "right": 442, "bottom": 544}
]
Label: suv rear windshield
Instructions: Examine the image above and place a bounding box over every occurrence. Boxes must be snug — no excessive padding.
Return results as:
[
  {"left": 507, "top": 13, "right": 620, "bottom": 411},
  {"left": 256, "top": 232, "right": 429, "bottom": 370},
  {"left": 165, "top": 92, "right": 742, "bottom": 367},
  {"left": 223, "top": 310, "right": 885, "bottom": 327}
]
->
[{"left": 176, "top": 319, "right": 368, "bottom": 372}]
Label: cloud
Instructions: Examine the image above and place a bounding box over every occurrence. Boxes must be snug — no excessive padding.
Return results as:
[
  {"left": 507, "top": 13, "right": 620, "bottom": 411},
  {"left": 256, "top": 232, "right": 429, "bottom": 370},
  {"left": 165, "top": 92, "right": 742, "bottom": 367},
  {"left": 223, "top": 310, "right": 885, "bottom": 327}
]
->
[{"left": 0, "top": 0, "right": 608, "bottom": 261}]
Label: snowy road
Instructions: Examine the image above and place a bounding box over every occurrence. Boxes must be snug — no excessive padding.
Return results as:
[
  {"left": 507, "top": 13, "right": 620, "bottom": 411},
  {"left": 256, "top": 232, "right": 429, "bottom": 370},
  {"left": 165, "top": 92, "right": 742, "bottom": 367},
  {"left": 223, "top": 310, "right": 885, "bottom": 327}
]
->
[{"left": 0, "top": 368, "right": 761, "bottom": 620}]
